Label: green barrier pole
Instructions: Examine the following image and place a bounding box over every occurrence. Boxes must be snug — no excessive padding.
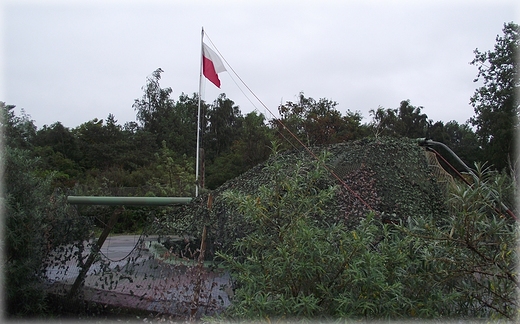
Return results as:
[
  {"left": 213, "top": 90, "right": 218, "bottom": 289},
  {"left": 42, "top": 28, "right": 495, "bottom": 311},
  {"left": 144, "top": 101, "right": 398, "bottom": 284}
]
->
[{"left": 67, "top": 196, "right": 192, "bottom": 206}]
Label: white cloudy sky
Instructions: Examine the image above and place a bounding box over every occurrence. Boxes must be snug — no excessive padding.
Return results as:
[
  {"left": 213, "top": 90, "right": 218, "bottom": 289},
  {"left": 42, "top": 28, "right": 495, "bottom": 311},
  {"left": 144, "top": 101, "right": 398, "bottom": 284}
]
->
[{"left": 2, "top": 0, "right": 518, "bottom": 129}]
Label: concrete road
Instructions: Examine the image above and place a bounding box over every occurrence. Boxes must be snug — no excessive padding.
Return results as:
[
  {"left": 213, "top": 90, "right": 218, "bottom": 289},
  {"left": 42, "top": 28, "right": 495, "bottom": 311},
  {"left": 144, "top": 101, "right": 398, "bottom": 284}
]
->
[{"left": 98, "top": 234, "right": 154, "bottom": 260}]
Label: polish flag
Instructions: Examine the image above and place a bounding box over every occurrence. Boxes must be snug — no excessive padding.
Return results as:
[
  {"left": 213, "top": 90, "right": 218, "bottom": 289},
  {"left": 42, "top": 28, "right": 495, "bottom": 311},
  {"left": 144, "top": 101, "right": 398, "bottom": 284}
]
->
[{"left": 202, "top": 43, "right": 226, "bottom": 88}]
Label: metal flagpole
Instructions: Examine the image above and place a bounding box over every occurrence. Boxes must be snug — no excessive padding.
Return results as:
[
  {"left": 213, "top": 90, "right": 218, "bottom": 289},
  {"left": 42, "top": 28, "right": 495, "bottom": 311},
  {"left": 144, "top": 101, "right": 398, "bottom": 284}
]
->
[{"left": 195, "top": 27, "right": 204, "bottom": 197}]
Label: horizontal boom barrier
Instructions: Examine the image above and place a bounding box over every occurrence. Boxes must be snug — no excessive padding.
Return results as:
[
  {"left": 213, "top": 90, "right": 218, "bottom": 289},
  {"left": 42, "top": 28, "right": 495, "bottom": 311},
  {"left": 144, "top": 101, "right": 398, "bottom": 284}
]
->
[{"left": 67, "top": 196, "right": 193, "bottom": 206}]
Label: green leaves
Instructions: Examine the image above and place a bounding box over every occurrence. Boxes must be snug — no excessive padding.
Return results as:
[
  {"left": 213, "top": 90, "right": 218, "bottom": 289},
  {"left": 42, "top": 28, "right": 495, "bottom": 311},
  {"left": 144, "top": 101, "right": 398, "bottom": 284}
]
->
[
  {"left": 210, "top": 139, "right": 518, "bottom": 321},
  {"left": 469, "top": 22, "right": 519, "bottom": 172},
  {"left": 403, "top": 164, "right": 518, "bottom": 319},
  {"left": 3, "top": 146, "right": 92, "bottom": 316},
  {"left": 217, "top": 154, "right": 418, "bottom": 320}
]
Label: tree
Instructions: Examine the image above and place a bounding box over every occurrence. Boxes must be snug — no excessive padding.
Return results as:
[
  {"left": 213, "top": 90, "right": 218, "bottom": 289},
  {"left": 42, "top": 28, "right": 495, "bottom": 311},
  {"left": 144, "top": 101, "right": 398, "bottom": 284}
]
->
[
  {"left": 215, "top": 151, "right": 518, "bottom": 321},
  {"left": 3, "top": 146, "right": 54, "bottom": 315},
  {"left": 34, "top": 122, "right": 80, "bottom": 162},
  {"left": 469, "top": 22, "right": 519, "bottom": 172},
  {"left": 204, "top": 93, "right": 243, "bottom": 161},
  {"left": 121, "top": 121, "right": 159, "bottom": 170},
  {"left": 0, "top": 102, "right": 36, "bottom": 149},
  {"left": 234, "top": 111, "right": 273, "bottom": 168},
  {"left": 132, "top": 68, "right": 176, "bottom": 148},
  {"left": 170, "top": 93, "right": 201, "bottom": 156},
  {"left": 403, "top": 164, "right": 518, "bottom": 320},
  {"left": 216, "top": 153, "right": 451, "bottom": 320},
  {"left": 271, "top": 92, "right": 366, "bottom": 149},
  {"left": 73, "top": 118, "right": 114, "bottom": 170},
  {"left": 426, "top": 120, "right": 483, "bottom": 173},
  {"left": 205, "top": 111, "right": 273, "bottom": 190},
  {"left": 32, "top": 122, "right": 82, "bottom": 187},
  {"left": 369, "top": 100, "right": 430, "bottom": 139}
]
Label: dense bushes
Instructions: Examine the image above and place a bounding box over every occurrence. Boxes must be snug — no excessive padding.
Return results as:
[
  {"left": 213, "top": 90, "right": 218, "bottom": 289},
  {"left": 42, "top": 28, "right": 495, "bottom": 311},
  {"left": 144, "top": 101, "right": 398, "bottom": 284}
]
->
[
  {"left": 2, "top": 104, "right": 92, "bottom": 317},
  {"left": 3, "top": 147, "right": 52, "bottom": 315},
  {"left": 3, "top": 146, "right": 91, "bottom": 316},
  {"left": 213, "top": 148, "right": 518, "bottom": 321}
]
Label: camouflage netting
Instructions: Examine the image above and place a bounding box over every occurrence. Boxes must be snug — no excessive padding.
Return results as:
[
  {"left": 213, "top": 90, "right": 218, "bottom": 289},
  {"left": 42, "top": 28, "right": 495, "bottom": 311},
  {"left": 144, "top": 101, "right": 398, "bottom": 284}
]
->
[{"left": 155, "top": 137, "right": 450, "bottom": 258}]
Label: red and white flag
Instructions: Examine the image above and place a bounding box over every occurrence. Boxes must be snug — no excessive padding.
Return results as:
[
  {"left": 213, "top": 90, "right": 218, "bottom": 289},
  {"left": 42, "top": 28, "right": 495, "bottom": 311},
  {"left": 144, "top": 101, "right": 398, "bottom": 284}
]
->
[{"left": 202, "top": 43, "right": 226, "bottom": 88}]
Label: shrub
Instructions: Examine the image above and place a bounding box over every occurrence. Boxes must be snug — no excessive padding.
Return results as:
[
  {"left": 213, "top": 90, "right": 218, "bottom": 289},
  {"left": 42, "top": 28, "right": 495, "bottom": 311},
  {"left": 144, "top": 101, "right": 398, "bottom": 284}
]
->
[
  {"left": 3, "top": 147, "right": 92, "bottom": 317},
  {"left": 215, "top": 156, "right": 518, "bottom": 321},
  {"left": 402, "top": 163, "right": 518, "bottom": 319},
  {"left": 216, "top": 154, "right": 421, "bottom": 320}
]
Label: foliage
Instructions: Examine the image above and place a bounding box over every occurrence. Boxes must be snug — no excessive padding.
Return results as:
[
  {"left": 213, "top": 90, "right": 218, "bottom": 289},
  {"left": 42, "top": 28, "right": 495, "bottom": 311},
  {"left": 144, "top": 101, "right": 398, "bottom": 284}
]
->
[
  {"left": 149, "top": 141, "right": 195, "bottom": 196},
  {"left": 0, "top": 102, "right": 36, "bottom": 149},
  {"left": 1, "top": 103, "right": 93, "bottom": 316},
  {"left": 133, "top": 68, "right": 175, "bottom": 144},
  {"left": 369, "top": 100, "right": 430, "bottom": 139},
  {"left": 132, "top": 68, "right": 202, "bottom": 156},
  {"left": 212, "top": 144, "right": 518, "bottom": 321},
  {"left": 2, "top": 147, "right": 91, "bottom": 316},
  {"left": 368, "top": 100, "right": 484, "bottom": 175},
  {"left": 204, "top": 94, "right": 243, "bottom": 161},
  {"left": 469, "top": 22, "right": 519, "bottom": 172},
  {"left": 402, "top": 163, "right": 518, "bottom": 319},
  {"left": 213, "top": 151, "right": 445, "bottom": 321},
  {"left": 427, "top": 120, "right": 483, "bottom": 172},
  {"left": 205, "top": 111, "right": 273, "bottom": 190},
  {"left": 165, "top": 137, "right": 449, "bottom": 262},
  {"left": 3, "top": 146, "right": 52, "bottom": 315},
  {"left": 271, "top": 92, "right": 368, "bottom": 149},
  {"left": 214, "top": 155, "right": 416, "bottom": 320}
]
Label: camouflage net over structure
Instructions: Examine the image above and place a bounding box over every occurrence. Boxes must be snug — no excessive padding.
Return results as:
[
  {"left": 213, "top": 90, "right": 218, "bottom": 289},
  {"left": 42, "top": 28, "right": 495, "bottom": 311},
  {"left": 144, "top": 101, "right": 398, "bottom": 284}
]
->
[
  {"left": 423, "top": 150, "right": 455, "bottom": 194},
  {"left": 158, "top": 137, "right": 450, "bottom": 258}
]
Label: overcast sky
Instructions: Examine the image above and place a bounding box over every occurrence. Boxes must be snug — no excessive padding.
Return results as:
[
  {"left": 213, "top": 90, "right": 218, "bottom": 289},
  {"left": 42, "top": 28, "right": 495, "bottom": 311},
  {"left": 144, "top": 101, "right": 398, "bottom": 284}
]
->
[{"left": 2, "top": 0, "right": 519, "bottom": 129}]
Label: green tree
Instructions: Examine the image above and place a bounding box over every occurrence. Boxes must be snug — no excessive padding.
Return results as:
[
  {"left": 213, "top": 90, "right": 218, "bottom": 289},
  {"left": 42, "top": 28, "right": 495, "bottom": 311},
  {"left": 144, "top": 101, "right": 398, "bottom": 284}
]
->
[
  {"left": 205, "top": 111, "right": 273, "bottom": 190},
  {"left": 147, "top": 141, "right": 195, "bottom": 196},
  {"left": 133, "top": 68, "right": 175, "bottom": 144},
  {"left": 213, "top": 146, "right": 517, "bottom": 321},
  {"left": 121, "top": 121, "right": 158, "bottom": 170},
  {"left": 271, "top": 92, "right": 366, "bottom": 149},
  {"left": 133, "top": 68, "right": 174, "bottom": 136},
  {"left": 2, "top": 106, "right": 91, "bottom": 316},
  {"left": 33, "top": 122, "right": 82, "bottom": 187},
  {"left": 469, "top": 22, "right": 519, "bottom": 172},
  {"left": 203, "top": 94, "right": 244, "bottom": 189},
  {"left": 369, "top": 100, "right": 430, "bottom": 138},
  {"left": 1, "top": 102, "right": 36, "bottom": 149},
  {"left": 73, "top": 118, "right": 119, "bottom": 170},
  {"left": 234, "top": 111, "right": 273, "bottom": 168},
  {"left": 133, "top": 69, "right": 202, "bottom": 155},
  {"left": 3, "top": 146, "right": 53, "bottom": 315},
  {"left": 204, "top": 93, "right": 243, "bottom": 161},
  {"left": 34, "top": 122, "right": 80, "bottom": 161},
  {"left": 426, "top": 120, "right": 483, "bottom": 174},
  {"left": 170, "top": 93, "right": 200, "bottom": 156}
]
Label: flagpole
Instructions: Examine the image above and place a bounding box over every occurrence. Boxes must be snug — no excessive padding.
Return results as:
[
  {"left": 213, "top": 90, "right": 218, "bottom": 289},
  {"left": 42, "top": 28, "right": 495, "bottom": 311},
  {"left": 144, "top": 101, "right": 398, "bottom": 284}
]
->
[{"left": 196, "top": 27, "right": 204, "bottom": 197}]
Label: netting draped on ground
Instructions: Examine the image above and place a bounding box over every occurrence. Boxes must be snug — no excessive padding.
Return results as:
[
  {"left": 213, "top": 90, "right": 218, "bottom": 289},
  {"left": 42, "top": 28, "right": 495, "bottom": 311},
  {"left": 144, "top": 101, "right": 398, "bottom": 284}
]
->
[{"left": 43, "top": 228, "right": 232, "bottom": 318}]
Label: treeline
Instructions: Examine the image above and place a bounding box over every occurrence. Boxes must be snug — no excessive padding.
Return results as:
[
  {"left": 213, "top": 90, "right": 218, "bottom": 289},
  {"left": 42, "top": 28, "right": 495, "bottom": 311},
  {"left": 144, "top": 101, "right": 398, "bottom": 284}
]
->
[
  {"left": 1, "top": 78, "right": 490, "bottom": 197},
  {"left": 6, "top": 20, "right": 520, "bottom": 196}
]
